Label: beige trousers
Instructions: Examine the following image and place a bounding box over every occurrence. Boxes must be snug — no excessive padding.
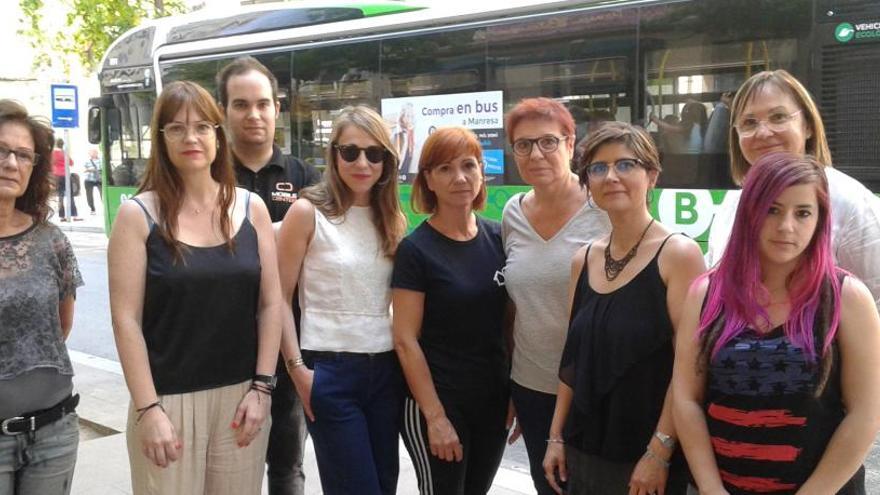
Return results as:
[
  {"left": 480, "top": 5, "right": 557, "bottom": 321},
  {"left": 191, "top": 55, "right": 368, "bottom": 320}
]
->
[{"left": 126, "top": 380, "right": 270, "bottom": 495}]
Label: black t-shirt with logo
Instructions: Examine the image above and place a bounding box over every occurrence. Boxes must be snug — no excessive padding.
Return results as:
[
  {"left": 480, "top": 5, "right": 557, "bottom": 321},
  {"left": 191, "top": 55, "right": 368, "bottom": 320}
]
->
[
  {"left": 391, "top": 217, "right": 509, "bottom": 399},
  {"left": 233, "top": 145, "right": 321, "bottom": 223}
]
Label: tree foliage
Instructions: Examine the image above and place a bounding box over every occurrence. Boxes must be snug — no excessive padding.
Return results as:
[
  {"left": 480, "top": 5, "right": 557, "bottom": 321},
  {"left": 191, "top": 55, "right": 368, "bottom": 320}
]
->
[{"left": 19, "top": 0, "right": 187, "bottom": 74}]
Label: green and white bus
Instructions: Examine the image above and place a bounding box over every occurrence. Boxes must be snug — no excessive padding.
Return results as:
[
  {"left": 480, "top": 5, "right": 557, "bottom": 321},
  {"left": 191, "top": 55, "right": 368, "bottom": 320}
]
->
[{"left": 88, "top": 0, "right": 880, "bottom": 246}]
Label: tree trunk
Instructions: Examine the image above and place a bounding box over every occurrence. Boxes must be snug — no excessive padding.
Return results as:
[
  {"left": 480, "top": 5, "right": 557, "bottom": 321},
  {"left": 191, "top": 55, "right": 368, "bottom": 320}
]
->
[{"left": 154, "top": 0, "right": 164, "bottom": 16}]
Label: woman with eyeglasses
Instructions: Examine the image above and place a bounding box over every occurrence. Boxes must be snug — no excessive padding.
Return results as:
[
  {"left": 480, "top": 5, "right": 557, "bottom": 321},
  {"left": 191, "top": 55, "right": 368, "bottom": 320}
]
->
[
  {"left": 0, "top": 100, "right": 82, "bottom": 495},
  {"left": 542, "top": 122, "right": 705, "bottom": 494},
  {"left": 392, "top": 127, "right": 509, "bottom": 494},
  {"left": 673, "top": 153, "right": 880, "bottom": 494},
  {"left": 108, "top": 81, "right": 283, "bottom": 494},
  {"left": 501, "top": 97, "right": 610, "bottom": 495},
  {"left": 276, "top": 105, "right": 407, "bottom": 495},
  {"left": 706, "top": 70, "right": 880, "bottom": 308}
]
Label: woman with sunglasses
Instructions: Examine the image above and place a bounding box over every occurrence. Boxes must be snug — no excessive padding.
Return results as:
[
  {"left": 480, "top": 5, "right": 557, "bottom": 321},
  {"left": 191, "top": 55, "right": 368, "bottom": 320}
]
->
[
  {"left": 109, "top": 81, "right": 283, "bottom": 494},
  {"left": 393, "top": 127, "right": 509, "bottom": 494},
  {"left": 673, "top": 153, "right": 880, "bottom": 494},
  {"left": 276, "top": 105, "right": 407, "bottom": 495},
  {"left": 543, "top": 122, "right": 705, "bottom": 494},
  {"left": 0, "top": 100, "right": 82, "bottom": 495},
  {"left": 706, "top": 70, "right": 880, "bottom": 308},
  {"left": 501, "top": 97, "right": 610, "bottom": 495}
]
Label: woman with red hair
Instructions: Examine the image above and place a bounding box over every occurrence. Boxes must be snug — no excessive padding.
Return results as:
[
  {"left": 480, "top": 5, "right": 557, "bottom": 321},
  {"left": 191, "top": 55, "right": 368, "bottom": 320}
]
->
[
  {"left": 673, "top": 153, "right": 880, "bottom": 494},
  {"left": 393, "top": 126, "right": 509, "bottom": 494},
  {"left": 501, "top": 98, "right": 610, "bottom": 495}
]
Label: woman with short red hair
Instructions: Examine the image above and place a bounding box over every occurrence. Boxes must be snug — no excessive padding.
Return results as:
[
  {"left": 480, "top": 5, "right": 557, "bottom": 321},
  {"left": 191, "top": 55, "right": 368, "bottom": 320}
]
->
[{"left": 501, "top": 98, "right": 610, "bottom": 495}]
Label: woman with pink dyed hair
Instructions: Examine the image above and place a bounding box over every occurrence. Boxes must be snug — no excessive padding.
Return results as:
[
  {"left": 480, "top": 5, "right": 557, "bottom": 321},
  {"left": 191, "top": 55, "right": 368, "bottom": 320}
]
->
[{"left": 673, "top": 153, "right": 880, "bottom": 495}]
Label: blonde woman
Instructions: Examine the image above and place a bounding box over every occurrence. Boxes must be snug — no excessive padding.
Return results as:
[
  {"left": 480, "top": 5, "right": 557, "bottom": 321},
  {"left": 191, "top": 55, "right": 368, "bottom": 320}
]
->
[{"left": 276, "top": 106, "right": 407, "bottom": 495}]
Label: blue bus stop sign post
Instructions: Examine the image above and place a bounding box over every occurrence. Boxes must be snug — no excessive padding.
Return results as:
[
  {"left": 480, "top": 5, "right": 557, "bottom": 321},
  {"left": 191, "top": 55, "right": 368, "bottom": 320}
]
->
[{"left": 51, "top": 84, "right": 78, "bottom": 220}]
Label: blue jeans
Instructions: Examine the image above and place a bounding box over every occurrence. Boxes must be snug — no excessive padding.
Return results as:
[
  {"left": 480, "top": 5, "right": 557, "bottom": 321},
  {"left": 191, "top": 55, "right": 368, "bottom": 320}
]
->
[
  {"left": 0, "top": 412, "right": 79, "bottom": 495},
  {"left": 510, "top": 381, "right": 558, "bottom": 495},
  {"left": 304, "top": 351, "right": 403, "bottom": 495}
]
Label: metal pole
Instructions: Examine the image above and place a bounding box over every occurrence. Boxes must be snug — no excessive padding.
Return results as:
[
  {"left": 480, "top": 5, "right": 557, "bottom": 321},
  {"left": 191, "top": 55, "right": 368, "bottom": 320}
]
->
[{"left": 64, "top": 128, "right": 73, "bottom": 219}]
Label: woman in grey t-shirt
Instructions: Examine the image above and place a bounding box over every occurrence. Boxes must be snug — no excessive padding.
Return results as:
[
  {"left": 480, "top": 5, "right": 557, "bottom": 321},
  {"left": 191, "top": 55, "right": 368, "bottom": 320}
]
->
[
  {"left": 502, "top": 98, "right": 610, "bottom": 495},
  {"left": 0, "top": 100, "right": 83, "bottom": 495}
]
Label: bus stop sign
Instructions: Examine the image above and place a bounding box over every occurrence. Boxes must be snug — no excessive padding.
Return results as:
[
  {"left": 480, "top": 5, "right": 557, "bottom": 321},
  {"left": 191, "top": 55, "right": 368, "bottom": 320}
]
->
[{"left": 51, "top": 84, "right": 79, "bottom": 128}]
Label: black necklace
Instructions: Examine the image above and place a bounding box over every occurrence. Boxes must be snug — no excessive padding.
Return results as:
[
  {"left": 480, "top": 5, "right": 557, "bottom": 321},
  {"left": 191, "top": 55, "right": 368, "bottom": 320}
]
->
[{"left": 604, "top": 218, "right": 655, "bottom": 281}]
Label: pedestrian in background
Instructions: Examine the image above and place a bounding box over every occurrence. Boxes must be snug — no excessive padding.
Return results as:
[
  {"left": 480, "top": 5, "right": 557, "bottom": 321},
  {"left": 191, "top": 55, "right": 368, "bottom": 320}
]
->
[
  {"left": 0, "top": 99, "right": 83, "bottom": 495},
  {"left": 393, "top": 127, "right": 510, "bottom": 494},
  {"left": 706, "top": 69, "right": 880, "bottom": 308},
  {"left": 108, "top": 81, "right": 283, "bottom": 495},
  {"left": 52, "top": 138, "right": 80, "bottom": 221},
  {"left": 674, "top": 153, "right": 880, "bottom": 494},
  {"left": 501, "top": 97, "right": 610, "bottom": 495},
  {"left": 83, "top": 148, "right": 102, "bottom": 215},
  {"left": 543, "top": 122, "right": 704, "bottom": 494},
  {"left": 217, "top": 55, "right": 320, "bottom": 495},
  {"left": 276, "top": 105, "right": 407, "bottom": 495}
]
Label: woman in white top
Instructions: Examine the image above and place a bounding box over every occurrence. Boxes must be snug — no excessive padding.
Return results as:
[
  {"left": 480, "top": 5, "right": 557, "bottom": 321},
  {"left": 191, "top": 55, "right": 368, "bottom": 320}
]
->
[
  {"left": 706, "top": 70, "right": 880, "bottom": 309},
  {"left": 276, "top": 105, "right": 407, "bottom": 495},
  {"left": 501, "top": 97, "right": 610, "bottom": 495}
]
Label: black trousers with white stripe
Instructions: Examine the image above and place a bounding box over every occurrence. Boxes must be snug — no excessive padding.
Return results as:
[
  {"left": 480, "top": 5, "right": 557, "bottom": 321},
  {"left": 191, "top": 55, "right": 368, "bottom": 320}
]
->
[{"left": 401, "top": 391, "right": 508, "bottom": 495}]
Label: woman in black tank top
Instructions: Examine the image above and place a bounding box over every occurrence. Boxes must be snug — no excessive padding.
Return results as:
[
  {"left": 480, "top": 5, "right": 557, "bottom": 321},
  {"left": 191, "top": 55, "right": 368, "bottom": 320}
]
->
[
  {"left": 108, "top": 81, "right": 284, "bottom": 495},
  {"left": 543, "top": 122, "right": 706, "bottom": 494},
  {"left": 673, "top": 154, "right": 880, "bottom": 495}
]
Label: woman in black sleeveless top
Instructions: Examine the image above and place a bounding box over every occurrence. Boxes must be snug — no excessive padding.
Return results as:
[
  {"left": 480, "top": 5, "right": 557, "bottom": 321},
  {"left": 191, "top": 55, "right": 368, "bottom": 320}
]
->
[
  {"left": 108, "top": 81, "right": 284, "bottom": 495},
  {"left": 543, "top": 122, "right": 705, "bottom": 494},
  {"left": 673, "top": 154, "right": 880, "bottom": 494}
]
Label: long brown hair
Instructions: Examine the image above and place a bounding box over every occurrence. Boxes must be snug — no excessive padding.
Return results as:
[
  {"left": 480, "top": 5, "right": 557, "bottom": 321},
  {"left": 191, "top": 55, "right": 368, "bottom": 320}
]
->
[
  {"left": 137, "top": 81, "right": 236, "bottom": 260},
  {"left": 0, "top": 100, "right": 54, "bottom": 222},
  {"left": 301, "top": 106, "right": 406, "bottom": 257},
  {"left": 729, "top": 70, "right": 832, "bottom": 185}
]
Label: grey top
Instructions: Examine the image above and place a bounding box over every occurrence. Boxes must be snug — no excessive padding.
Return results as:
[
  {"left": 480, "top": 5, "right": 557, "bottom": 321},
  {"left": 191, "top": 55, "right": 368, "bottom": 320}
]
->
[
  {"left": 0, "top": 222, "right": 82, "bottom": 384},
  {"left": 502, "top": 192, "right": 611, "bottom": 394}
]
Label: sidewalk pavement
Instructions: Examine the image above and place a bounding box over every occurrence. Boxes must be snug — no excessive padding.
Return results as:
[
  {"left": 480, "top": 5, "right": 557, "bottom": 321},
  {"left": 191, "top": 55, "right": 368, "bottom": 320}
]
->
[
  {"left": 51, "top": 194, "right": 106, "bottom": 234},
  {"left": 69, "top": 352, "right": 536, "bottom": 495}
]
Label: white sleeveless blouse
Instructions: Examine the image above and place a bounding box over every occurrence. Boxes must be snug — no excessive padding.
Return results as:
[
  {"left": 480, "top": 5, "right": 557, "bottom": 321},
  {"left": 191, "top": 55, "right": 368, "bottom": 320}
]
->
[{"left": 298, "top": 206, "right": 393, "bottom": 353}]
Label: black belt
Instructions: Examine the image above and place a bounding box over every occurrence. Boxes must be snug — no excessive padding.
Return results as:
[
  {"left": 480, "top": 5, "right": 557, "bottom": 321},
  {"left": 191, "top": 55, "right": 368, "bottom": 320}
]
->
[
  {"left": 302, "top": 350, "right": 396, "bottom": 361},
  {"left": 1, "top": 394, "right": 79, "bottom": 436}
]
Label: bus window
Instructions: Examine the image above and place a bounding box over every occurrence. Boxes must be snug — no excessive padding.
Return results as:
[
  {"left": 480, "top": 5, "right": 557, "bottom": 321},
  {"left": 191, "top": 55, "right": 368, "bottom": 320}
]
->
[
  {"left": 639, "top": 0, "right": 810, "bottom": 189},
  {"left": 381, "top": 28, "right": 486, "bottom": 98},
  {"left": 106, "top": 92, "right": 154, "bottom": 187},
  {"left": 487, "top": 6, "right": 638, "bottom": 183},
  {"left": 161, "top": 60, "right": 221, "bottom": 94},
  {"left": 292, "top": 41, "right": 380, "bottom": 169}
]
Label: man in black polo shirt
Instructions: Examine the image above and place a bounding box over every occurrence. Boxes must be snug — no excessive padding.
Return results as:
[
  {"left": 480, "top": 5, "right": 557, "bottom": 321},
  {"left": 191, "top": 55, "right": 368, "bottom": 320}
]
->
[{"left": 218, "top": 56, "right": 320, "bottom": 495}]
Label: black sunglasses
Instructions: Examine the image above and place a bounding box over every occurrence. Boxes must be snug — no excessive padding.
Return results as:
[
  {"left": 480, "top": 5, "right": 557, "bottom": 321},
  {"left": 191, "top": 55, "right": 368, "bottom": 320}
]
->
[{"left": 334, "top": 144, "right": 388, "bottom": 164}]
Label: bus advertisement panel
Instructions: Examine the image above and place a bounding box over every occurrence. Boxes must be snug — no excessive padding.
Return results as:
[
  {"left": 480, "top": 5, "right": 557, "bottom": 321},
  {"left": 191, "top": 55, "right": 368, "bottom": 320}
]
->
[{"left": 381, "top": 90, "right": 505, "bottom": 183}]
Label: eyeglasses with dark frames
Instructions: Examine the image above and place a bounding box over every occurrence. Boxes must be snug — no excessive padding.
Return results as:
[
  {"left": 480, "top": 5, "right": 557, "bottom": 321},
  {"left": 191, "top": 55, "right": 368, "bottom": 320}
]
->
[
  {"left": 0, "top": 144, "right": 38, "bottom": 168},
  {"left": 512, "top": 135, "right": 568, "bottom": 156}
]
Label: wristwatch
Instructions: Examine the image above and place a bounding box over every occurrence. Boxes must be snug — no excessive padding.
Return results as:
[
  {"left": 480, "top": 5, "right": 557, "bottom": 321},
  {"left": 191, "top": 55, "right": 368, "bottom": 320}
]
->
[{"left": 253, "top": 374, "right": 277, "bottom": 389}]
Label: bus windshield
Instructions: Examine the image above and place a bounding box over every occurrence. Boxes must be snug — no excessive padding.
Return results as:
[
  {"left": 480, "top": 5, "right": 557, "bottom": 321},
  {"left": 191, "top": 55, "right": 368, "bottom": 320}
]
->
[{"left": 104, "top": 92, "right": 155, "bottom": 188}]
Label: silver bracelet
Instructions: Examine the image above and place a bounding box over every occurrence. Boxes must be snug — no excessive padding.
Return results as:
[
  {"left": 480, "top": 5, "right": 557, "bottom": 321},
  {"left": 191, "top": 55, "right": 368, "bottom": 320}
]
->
[
  {"left": 546, "top": 438, "right": 565, "bottom": 444},
  {"left": 654, "top": 430, "right": 677, "bottom": 450},
  {"left": 643, "top": 447, "right": 671, "bottom": 468}
]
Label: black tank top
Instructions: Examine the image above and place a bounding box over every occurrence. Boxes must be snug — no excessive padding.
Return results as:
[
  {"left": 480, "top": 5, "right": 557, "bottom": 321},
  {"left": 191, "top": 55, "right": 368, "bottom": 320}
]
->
[
  {"left": 133, "top": 195, "right": 261, "bottom": 395},
  {"left": 560, "top": 234, "right": 684, "bottom": 471}
]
